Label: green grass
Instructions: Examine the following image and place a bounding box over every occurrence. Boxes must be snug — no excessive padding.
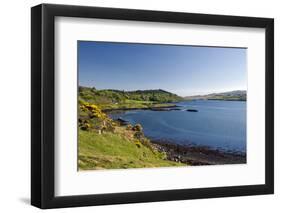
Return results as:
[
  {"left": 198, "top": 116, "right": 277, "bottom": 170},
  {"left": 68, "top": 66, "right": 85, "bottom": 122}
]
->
[
  {"left": 78, "top": 130, "right": 184, "bottom": 170},
  {"left": 97, "top": 100, "right": 151, "bottom": 110}
]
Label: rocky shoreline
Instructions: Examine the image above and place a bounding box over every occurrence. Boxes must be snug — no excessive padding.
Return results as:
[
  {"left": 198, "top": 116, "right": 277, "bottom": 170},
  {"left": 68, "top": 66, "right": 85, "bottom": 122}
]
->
[
  {"left": 151, "top": 140, "right": 246, "bottom": 166},
  {"left": 109, "top": 106, "right": 246, "bottom": 166}
]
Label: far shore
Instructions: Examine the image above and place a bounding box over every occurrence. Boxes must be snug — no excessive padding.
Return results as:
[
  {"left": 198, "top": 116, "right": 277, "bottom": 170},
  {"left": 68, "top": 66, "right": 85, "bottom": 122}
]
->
[
  {"left": 102, "top": 103, "right": 180, "bottom": 112},
  {"left": 184, "top": 98, "right": 246, "bottom": 102},
  {"left": 102, "top": 99, "right": 246, "bottom": 113}
]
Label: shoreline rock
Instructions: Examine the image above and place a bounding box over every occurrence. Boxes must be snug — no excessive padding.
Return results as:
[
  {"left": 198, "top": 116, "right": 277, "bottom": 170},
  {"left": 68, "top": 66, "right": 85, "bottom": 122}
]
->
[
  {"left": 115, "top": 118, "right": 129, "bottom": 126},
  {"left": 151, "top": 140, "right": 246, "bottom": 166},
  {"left": 104, "top": 104, "right": 246, "bottom": 166},
  {"left": 186, "top": 109, "right": 198, "bottom": 112}
]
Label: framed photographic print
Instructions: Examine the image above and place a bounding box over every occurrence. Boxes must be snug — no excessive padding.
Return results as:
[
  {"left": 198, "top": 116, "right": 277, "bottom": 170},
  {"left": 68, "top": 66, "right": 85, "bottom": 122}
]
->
[{"left": 31, "top": 3, "right": 274, "bottom": 209}]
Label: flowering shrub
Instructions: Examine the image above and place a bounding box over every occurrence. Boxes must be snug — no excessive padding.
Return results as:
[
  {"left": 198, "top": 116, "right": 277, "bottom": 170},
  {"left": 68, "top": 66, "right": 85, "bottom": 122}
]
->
[{"left": 79, "top": 101, "right": 115, "bottom": 133}]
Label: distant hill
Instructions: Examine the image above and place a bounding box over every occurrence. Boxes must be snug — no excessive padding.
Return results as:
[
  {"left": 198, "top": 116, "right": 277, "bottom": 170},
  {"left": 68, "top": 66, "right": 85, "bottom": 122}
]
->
[
  {"left": 79, "top": 86, "right": 184, "bottom": 110},
  {"left": 184, "top": 90, "right": 246, "bottom": 101}
]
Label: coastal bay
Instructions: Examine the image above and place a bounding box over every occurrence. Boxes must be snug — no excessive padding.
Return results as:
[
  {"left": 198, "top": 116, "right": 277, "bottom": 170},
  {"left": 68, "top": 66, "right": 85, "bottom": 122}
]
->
[
  {"left": 78, "top": 86, "right": 246, "bottom": 169},
  {"left": 108, "top": 100, "right": 246, "bottom": 165},
  {"left": 77, "top": 42, "right": 247, "bottom": 170}
]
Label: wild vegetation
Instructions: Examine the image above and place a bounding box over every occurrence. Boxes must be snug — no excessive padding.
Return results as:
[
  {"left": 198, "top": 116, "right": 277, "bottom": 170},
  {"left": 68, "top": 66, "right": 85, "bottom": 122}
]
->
[
  {"left": 78, "top": 100, "right": 184, "bottom": 170},
  {"left": 79, "top": 86, "right": 184, "bottom": 110}
]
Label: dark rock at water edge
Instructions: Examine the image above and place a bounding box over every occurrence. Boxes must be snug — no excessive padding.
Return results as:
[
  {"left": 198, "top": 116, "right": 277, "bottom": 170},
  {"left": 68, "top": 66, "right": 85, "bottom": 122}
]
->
[
  {"left": 151, "top": 140, "right": 246, "bottom": 166},
  {"left": 149, "top": 106, "right": 182, "bottom": 111},
  {"left": 186, "top": 109, "right": 198, "bottom": 112},
  {"left": 115, "top": 118, "right": 129, "bottom": 126}
]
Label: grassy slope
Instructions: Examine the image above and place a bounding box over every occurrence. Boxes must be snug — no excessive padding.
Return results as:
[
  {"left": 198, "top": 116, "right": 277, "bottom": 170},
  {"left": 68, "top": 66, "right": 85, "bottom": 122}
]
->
[{"left": 79, "top": 129, "right": 183, "bottom": 170}]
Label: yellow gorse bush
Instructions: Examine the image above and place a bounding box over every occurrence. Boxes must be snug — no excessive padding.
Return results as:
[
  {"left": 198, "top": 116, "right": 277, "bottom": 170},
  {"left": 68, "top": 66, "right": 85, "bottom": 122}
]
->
[
  {"left": 80, "top": 100, "right": 130, "bottom": 133},
  {"left": 80, "top": 102, "right": 112, "bottom": 124},
  {"left": 80, "top": 103, "right": 108, "bottom": 120}
]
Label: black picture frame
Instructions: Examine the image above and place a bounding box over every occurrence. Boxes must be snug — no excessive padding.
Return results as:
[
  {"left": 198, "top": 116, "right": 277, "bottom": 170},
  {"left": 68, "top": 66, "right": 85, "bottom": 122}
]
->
[{"left": 31, "top": 3, "right": 274, "bottom": 209}]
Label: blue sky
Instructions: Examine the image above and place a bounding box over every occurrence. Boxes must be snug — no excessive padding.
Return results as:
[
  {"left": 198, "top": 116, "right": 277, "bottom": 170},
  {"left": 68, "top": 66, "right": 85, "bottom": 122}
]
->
[{"left": 78, "top": 41, "right": 247, "bottom": 96}]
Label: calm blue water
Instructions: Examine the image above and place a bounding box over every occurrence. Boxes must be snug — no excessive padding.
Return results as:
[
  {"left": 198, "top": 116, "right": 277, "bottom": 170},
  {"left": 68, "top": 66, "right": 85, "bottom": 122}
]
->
[{"left": 109, "top": 100, "right": 246, "bottom": 153}]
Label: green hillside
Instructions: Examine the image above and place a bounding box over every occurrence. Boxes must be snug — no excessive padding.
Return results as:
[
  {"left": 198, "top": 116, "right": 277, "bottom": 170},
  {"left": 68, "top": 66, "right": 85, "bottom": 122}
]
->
[{"left": 79, "top": 86, "right": 184, "bottom": 110}]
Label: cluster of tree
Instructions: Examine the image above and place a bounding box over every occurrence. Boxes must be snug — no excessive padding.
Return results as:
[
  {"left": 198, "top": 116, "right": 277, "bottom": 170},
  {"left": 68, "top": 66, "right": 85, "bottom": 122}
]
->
[{"left": 79, "top": 86, "right": 183, "bottom": 104}]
